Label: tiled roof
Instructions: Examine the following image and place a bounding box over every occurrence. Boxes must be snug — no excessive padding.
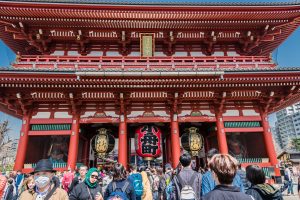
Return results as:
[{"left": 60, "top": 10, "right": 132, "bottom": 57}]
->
[{"left": 2, "top": 0, "right": 300, "bottom": 6}]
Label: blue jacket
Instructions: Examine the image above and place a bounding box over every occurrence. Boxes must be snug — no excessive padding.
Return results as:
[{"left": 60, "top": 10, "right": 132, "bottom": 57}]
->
[{"left": 201, "top": 171, "right": 244, "bottom": 196}]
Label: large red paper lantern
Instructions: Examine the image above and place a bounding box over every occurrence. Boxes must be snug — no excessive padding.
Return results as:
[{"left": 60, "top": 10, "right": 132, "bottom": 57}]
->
[{"left": 135, "top": 125, "right": 162, "bottom": 160}]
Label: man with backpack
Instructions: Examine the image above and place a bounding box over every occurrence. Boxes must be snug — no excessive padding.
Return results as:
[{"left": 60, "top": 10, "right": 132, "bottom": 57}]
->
[
  {"left": 128, "top": 165, "right": 144, "bottom": 200},
  {"left": 158, "top": 163, "right": 173, "bottom": 200},
  {"left": 172, "top": 153, "right": 202, "bottom": 200},
  {"left": 105, "top": 163, "right": 135, "bottom": 200}
]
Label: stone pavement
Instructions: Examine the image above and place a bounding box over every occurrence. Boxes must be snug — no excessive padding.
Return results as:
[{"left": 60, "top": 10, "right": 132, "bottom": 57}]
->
[
  {"left": 282, "top": 184, "right": 299, "bottom": 200},
  {"left": 283, "top": 195, "right": 299, "bottom": 200}
]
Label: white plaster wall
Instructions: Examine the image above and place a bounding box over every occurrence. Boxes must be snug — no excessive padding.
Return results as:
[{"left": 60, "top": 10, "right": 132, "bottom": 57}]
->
[
  {"left": 51, "top": 51, "right": 64, "bottom": 56},
  {"left": 242, "top": 110, "right": 260, "bottom": 116},
  {"left": 54, "top": 112, "right": 72, "bottom": 118},
  {"left": 223, "top": 110, "right": 239, "bottom": 116},
  {"left": 32, "top": 112, "right": 51, "bottom": 119}
]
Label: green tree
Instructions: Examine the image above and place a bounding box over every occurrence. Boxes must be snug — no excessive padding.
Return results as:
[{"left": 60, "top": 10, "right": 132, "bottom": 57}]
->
[{"left": 291, "top": 137, "right": 300, "bottom": 151}]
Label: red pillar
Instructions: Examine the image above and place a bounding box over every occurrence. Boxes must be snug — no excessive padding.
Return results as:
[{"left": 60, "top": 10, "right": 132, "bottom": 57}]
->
[
  {"left": 118, "top": 117, "right": 128, "bottom": 168},
  {"left": 14, "top": 114, "right": 31, "bottom": 171},
  {"left": 171, "top": 116, "right": 181, "bottom": 168},
  {"left": 215, "top": 113, "right": 228, "bottom": 154},
  {"left": 67, "top": 115, "right": 80, "bottom": 170},
  {"left": 166, "top": 135, "right": 172, "bottom": 164},
  {"left": 261, "top": 112, "right": 280, "bottom": 176}
]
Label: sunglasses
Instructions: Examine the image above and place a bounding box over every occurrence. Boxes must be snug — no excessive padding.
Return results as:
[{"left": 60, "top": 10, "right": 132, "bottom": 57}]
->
[{"left": 91, "top": 175, "right": 98, "bottom": 179}]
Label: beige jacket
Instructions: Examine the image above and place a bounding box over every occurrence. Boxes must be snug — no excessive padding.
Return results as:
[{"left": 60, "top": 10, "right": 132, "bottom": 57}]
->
[
  {"left": 19, "top": 184, "right": 68, "bottom": 200},
  {"left": 141, "top": 171, "right": 153, "bottom": 200}
]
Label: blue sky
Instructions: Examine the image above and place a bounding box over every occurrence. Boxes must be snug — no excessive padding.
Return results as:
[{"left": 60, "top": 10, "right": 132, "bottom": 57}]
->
[{"left": 0, "top": 9, "right": 300, "bottom": 139}]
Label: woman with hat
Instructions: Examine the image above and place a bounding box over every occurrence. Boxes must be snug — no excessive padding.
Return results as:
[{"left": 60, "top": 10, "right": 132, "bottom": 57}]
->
[
  {"left": 69, "top": 168, "right": 103, "bottom": 200},
  {"left": 19, "top": 159, "right": 68, "bottom": 200}
]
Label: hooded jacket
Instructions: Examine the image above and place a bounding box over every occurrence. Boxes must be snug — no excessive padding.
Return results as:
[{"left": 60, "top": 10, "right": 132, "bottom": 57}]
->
[{"left": 246, "top": 183, "right": 283, "bottom": 200}]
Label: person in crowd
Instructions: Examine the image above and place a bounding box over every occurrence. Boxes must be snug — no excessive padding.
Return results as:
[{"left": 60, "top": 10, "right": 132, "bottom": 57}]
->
[
  {"left": 158, "top": 163, "right": 173, "bottom": 200},
  {"left": 3, "top": 178, "right": 15, "bottom": 200},
  {"left": 201, "top": 154, "right": 253, "bottom": 200},
  {"left": 68, "top": 165, "right": 88, "bottom": 194},
  {"left": 298, "top": 174, "right": 300, "bottom": 198},
  {"left": 246, "top": 165, "right": 283, "bottom": 200},
  {"left": 284, "top": 165, "right": 294, "bottom": 195},
  {"left": 201, "top": 148, "right": 244, "bottom": 196},
  {"left": 128, "top": 165, "right": 143, "bottom": 200},
  {"left": 18, "top": 175, "right": 35, "bottom": 196},
  {"left": 14, "top": 170, "right": 24, "bottom": 198},
  {"left": 141, "top": 169, "right": 153, "bottom": 200},
  {"left": 62, "top": 169, "right": 74, "bottom": 193},
  {"left": 237, "top": 163, "right": 250, "bottom": 191},
  {"left": 173, "top": 163, "right": 183, "bottom": 177},
  {"left": 69, "top": 167, "right": 103, "bottom": 200},
  {"left": 102, "top": 171, "right": 113, "bottom": 195},
  {"left": 0, "top": 173, "right": 7, "bottom": 199},
  {"left": 104, "top": 163, "right": 135, "bottom": 200},
  {"left": 151, "top": 168, "right": 160, "bottom": 200},
  {"left": 145, "top": 168, "right": 154, "bottom": 187},
  {"left": 19, "top": 159, "right": 68, "bottom": 200},
  {"left": 172, "top": 153, "right": 202, "bottom": 200}
]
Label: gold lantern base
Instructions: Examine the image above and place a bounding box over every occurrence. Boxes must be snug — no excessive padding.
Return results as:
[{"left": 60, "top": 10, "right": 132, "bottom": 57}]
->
[
  {"left": 143, "top": 157, "right": 154, "bottom": 161},
  {"left": 97, "top": 153, "right": 107, "bottom": 158},
  {"left": 191, "top": 151, "right": 199, "bottom": 157}
]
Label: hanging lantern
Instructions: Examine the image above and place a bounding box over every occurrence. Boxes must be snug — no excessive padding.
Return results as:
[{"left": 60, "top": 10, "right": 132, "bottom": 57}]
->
[
  {"left": 135, "top": 125, "right": 162, "bottom": 161},
  {"left": 91, "top": 128, "right": 115, "bottom": 158},
  {"left": 181, "top": 127, "right": 204, "bottom": 157}
]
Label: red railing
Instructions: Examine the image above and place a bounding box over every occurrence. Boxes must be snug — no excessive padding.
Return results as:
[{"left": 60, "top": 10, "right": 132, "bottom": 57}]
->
[{"left": 13, "top": 55, "right": 276, "bottom": 70}]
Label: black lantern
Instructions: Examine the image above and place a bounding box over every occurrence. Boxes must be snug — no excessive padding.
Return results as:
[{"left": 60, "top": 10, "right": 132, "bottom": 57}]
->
[
  {"left": 181, "top": 127, "right": 204, "bottom": 157},
  {"left": 91, "top": 128, "right": 115, "bottom": 158}
]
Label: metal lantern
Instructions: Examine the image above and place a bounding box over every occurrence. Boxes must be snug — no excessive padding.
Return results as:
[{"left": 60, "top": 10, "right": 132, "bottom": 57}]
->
[
  {"left": 181, "top": 127, "right": 204, "bottom": 157},
  {"left": 135, "top": 125, "right": 162, "bottom": 161},
  {"left": 91, "top": 128, "right": 115, "bottom": 158}
]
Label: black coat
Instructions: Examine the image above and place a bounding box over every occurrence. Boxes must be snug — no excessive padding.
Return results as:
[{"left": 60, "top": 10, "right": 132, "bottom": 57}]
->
[
  {"left": 69, "top": 181, "right": 102, "bottom": 200},
  {"left": 246, "top": 184, "right": 283, "bottom": 200},
  {"left": 201, "top": 185, "right": 253, "bottom": 200},
  {"left": 3, "top": 185, "right": 14, "bottom": 200},
  {"left": 69, "top": 176, "right": 84, "bottom": 194}
]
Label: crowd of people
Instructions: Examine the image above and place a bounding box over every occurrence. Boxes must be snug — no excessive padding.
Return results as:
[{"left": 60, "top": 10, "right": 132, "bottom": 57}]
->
[{"left": 0, "top": 148, "right": 299, "bottom": 200}]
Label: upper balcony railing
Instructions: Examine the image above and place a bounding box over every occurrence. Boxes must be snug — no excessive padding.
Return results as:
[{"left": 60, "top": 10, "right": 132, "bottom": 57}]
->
[{"left": 13, "top": 55, "right": 276, "bottom": 71}]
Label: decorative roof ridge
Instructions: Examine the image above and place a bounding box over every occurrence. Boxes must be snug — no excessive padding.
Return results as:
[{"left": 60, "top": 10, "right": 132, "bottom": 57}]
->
[
  {"left": 1, "top": 0, "right": 300, "bottom": 6},
  {"left": 1, "top": 66, "right": 300, "bottom": 73}
]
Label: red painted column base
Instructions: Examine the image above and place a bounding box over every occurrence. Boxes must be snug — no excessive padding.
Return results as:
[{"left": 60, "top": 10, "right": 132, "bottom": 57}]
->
[
  {"left": 67, "top": 115, "right": 80, "bottom": 171},
  {"left": 261, "top": 112, "right": 280, "bottom": 176},
  {"left": 14, "top": 115, "right": 31, "bottom": 171},
  {"left": 216, "top": 114, "right": 228, "bottom": 154},
  {"left": 171, "top": 120, "right": 181, "bottom": 169},
  {"left": 118, "top": 120, "right": 128, "bottom": 169}
]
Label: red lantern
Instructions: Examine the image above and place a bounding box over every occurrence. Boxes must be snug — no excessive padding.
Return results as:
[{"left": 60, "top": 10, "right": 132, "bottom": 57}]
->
[{"left": 135, "top": 125, "right": 162, "bottom": 160}]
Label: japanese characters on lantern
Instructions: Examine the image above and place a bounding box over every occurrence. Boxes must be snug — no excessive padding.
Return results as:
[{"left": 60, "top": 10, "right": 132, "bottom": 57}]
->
[
  {"left": 181, "top": 127, "right": 204, "bottom": 157},
  {"left": 91, "top": 128, "right": 115, "bottom": 158},
  {"left": 135, "top": 125, "right": 162, "bottom": 160}
]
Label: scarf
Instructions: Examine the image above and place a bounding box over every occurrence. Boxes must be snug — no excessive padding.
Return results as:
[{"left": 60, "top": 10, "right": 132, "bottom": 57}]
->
[{"left": 85, "top": 168, "right": 99, "bottom": 188}]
